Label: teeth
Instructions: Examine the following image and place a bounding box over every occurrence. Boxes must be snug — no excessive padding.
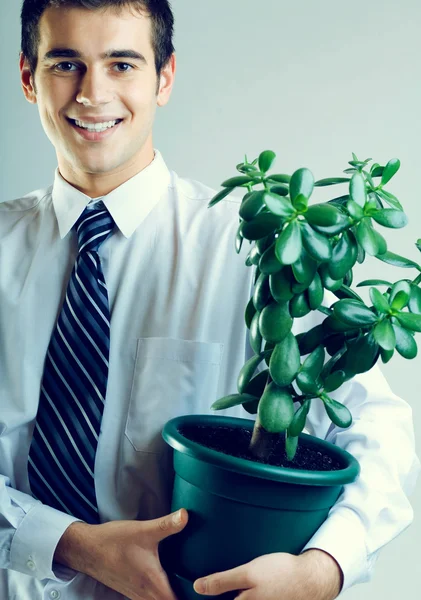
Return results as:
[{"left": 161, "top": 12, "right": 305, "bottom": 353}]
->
[{"left": 74, "top": 119, "right": 119, "bottom": 132}]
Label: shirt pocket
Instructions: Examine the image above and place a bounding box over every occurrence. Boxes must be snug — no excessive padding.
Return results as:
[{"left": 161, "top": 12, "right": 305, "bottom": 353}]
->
[{"left": 125, "top": 337, "right": 224, "bottom": 455}]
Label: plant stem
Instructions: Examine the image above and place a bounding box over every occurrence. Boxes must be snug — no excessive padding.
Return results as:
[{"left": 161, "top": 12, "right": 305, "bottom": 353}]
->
[
  {"left": 249, "top": 415, "right": 279, "bottom": 460},
  {"left": 412, "top": 273, "right": 421, "bottom": 286}
]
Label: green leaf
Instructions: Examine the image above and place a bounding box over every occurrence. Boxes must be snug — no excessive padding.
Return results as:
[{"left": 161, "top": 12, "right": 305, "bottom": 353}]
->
[
  {"left": 389, "top": 280, "right": 411, "bottom": 305},
  {"left": 222, "top": 175, "right": 253, "bottom": 188},
  {"left": 269, "top": 268, "right": 294, "bottom": 302},
  {"left": 269, "top": 332, "right": 301, "bottom": 387},
  {"left": 237, "top": 352, "right": 266, "bottom": 393},
  {"left": 376, "top": 251, "right": 421, "bottom": 270},
  {"left": 275, "top": 221, "right": 302, "bottom": 265},
  {"left": 297, "top": 324, "right": 324, "bottom": 355},
  {"left": 259, "top": 301, "right": 293, "bottom": 343},
  {"left": 391, "top": 290, "right": 410, "bottom": 311},
  {"left": 301, "top": 345, "right": 325, "bottom": 378},
  {"left": 307, "top": 272, "right": 324, "bottom": 310},
  {"left": 288, "top": 401, "right": 311, "bottom": 437},
  {"left": 270, "top": 184, "right": 289, "bottom": 197},
  {"left": 263, "top": 192, "right": 295, "bottom": 218},
  {"left": 322, "top": 396, "right": 352, "bottom": 428},
  {"left": 258, "top": 150, "right": 276, "bottom": 173},
  {"left": 285, "top": 432, "right": 299, "bottom": 461},
  {"left": 395, "top": 312, "right": 421, "bottom": 332},
  {"left": 305, "top": 204, "right": 345, "bottom": 227},
  {"left": 371, "top": 209, "right": 408, "bottom": 229},
  {"left": 381, "top": 158, "right": 400, "bottom": 186},
  {"left": 301, "top": 222, "right": 332, "bottom": 262},
  {"left": 296, "top": 371, "right": 320, "bottom": 394},
  {"left": 376, "top": 189, "right": 403, "bottom": 211},
  {"left": 332, "top": 284, "right": 363, "bottom": 303},
  {"left": 346, "top": 199, "right": 364, "bottom": 220},
  {"left": 357, "top": 279, "right": 393, "bottom": 288},
  {"left": 253, "top": 273, "right": 271, "bottom": 311},
  {"left": 267, "top": 174, "right": 291, "bottom": 184},
  {"left": 289, "top": 168, "right": 315, "bottom": 202},
  {"left": 241, "top": 213, "right": 283, "bottom": 241},
  {"left": 259, "top": 243, "right": 283, "bottom": 274},
  {"left": 355, "top": 219, "right": 387, "bottom": 256},
  {"left": 329, "top": 231, "right": 358, "bottom": 280},
  {"left": 333, "top": 299, "right": 378, "bottom": 326},
  {"left": 409, "top": 285, "right": 421, "bottom": 314},
  {"left": 245, "top": 296, "right": 257, "bottom": 329},
  {"left": 258, "top": 383, "right": 294, "bottom": 433},
  {"left": 239, "top": 191, "right": 266, "bottom": 221},
  {"left": 249, "top": 311, "right": 262, "bottom": 354},
  {"left": 292, "top": 193, "right": 308, "bottom": 211},
  {"left": 349, "top": 172, "right": 367, "bottom": 207},
  {"left": 323, "top": 370, "right": 346, "bottom": 393},
  {"left": 373, "top": 320, "right": 396, "bottom": 351},
  {"left": 289, "top": 292, "right": 311, "bottom": 318},
  {"left": 208, "top": 186, "right": 235, "bottom": 207},
  {"left": 380, "top": 347, "right": 394, "bottom": 363},
  {"left": 393, "top": 323, "right": 418, "bottom": 359},
  {"left": 319, "top": 264, "right": 343, "bottom": 292},
  {"left": 369, "top": 288, "right": 390, "bottom": 314},
  {"left": 314, "top": 177, "right": 350, "bottom": 187},
  {"left": 235, "top": 223, "right": 243, "bottom": 254},
  {"left": 291, "top": 250, "right": 318, "bottom": 285},
  {"left": 211, "top": 392, "right": 259, "bottom": 410}
]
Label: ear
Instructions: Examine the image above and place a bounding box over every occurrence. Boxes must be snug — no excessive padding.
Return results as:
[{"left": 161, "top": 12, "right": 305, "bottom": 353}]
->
[
  {"left": 157, "top": 53, "right": 176, "bottom": 108},
  {"left": 20, "top": 52, "right": 37, "bottom": 104}
]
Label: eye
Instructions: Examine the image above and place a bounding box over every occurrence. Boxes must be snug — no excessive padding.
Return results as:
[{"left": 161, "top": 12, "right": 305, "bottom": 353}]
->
[
  {"left": 54, "top": 62, "right": 78, "bottom": 72},
  {"left": 114, "top": 63, "right": 134, "bottom": 73}
]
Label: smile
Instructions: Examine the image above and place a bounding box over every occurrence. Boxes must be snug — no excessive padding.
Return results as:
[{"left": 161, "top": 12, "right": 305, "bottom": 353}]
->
[{"left": 66, "top": 117, "right": 124, "bottom": 141}]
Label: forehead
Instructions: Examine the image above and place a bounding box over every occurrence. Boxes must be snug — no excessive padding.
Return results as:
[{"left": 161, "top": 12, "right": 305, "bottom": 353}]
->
[{"left": 38, "top": 6, "right": 153, "bottom": 58}]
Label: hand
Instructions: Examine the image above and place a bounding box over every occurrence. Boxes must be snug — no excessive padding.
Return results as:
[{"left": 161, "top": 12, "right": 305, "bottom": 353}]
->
[
  {"left": 54, "top": 508, "right": 189, "bottom": 600},
  {"left": 193, "top": 549, "right": 343, "bottom": 600}
]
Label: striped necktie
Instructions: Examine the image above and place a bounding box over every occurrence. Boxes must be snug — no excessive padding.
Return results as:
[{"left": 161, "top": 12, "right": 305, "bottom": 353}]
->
[{"left": 28, "top": 202, "right": 115, "bottom": 524}]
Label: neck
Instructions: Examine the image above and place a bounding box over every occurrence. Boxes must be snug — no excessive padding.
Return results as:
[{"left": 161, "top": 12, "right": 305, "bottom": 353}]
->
[{"left": 57, "top": 146, "right": 155, "bottom": 198}]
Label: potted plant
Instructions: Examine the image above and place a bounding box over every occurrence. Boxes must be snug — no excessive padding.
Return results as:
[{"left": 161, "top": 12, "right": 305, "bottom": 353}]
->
[{"left": 159, "top": 151, "right": 421, "bottom": 600}]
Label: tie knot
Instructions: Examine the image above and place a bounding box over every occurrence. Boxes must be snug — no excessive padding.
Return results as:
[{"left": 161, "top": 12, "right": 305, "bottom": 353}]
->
[{"left": 75, "top": 202, "right": 115, "bottom": 253}]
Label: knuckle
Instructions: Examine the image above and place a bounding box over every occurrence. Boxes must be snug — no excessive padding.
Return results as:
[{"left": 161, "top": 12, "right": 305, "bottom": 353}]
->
[{"left": 158, "top": 516, "right": 171, "bottom": 532}]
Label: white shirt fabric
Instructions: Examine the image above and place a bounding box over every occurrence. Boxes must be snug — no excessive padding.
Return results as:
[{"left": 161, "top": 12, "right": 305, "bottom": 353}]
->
[{"left": 0, "top": 149, "right": 419, "bottom": 600}]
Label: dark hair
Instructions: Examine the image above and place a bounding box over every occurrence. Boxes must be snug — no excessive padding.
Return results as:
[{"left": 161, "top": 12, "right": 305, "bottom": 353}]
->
[{"left": 21, "top": 0, "right": 175, "bottom": 82}]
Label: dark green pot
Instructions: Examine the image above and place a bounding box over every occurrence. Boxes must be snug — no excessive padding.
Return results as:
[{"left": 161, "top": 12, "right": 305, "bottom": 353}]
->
[{"left": 160, "top": 414, "right": 360, "bottom": 600}]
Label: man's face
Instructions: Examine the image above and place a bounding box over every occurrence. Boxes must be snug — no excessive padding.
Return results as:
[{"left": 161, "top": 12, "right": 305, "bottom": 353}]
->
[{"left": 20, "top": 6, "right": 175, "bottom": 185}]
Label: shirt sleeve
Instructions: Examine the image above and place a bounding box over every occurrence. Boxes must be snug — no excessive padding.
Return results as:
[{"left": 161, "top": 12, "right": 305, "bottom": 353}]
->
[
  {"left": 0, "top": 474, "right": 83, "bottom": 581},
  {"left": 299, "top": 365, "right": 421, "bottom": 594}
]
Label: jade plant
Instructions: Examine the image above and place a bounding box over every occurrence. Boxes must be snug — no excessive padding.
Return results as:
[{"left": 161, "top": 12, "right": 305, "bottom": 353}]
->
[{"left": 208, "top": 150, "right": 421, "bottom": 462}]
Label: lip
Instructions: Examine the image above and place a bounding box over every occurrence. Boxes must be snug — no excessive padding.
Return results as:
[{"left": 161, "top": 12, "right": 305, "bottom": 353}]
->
[{"left": 67, "top": 117, "right": 123, "bottom": 142}]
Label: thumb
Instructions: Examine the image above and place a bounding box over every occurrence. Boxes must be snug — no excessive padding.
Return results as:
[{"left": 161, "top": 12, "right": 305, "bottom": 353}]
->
[{"left": 152, "top": 508, "right": 189, "bottom": 541}]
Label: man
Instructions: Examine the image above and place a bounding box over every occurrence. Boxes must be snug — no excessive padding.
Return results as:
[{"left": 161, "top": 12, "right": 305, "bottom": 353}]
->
[{"left": 0, "top": 1, "right": 419, "bottom": 599}]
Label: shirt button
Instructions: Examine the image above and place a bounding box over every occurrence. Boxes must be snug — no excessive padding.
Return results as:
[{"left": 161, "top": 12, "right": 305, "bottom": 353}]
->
[
  {"left": 49, "top": 591, "right": 61, "bottom": 599},
  {"left": 26, "top": 559, "right": 36, "bottom": 571}
]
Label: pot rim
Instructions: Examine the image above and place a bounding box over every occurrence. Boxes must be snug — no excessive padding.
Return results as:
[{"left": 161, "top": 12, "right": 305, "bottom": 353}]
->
[{"left": 162, "top": 414, "right": 360, "bottom": 486}]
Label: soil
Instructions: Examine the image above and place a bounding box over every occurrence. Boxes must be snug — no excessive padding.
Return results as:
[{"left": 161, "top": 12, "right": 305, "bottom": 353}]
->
[{"left": 178, "top": 424, "right": 343, "bottom": 471}]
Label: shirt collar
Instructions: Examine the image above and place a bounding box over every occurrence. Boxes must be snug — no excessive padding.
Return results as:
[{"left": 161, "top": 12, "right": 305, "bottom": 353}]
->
[{"left": 52, "top": 149, "right": 172, "bottom": 239}]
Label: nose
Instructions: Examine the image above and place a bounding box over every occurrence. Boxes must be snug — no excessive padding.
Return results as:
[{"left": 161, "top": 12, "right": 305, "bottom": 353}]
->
[{"left": 76, "top": 66, "right": 114, "bottom": 107}]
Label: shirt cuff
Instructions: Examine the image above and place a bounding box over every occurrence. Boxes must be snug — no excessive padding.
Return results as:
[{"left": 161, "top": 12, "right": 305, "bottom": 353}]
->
[
  {"left": 9, "top": 501, "right": 83, "bottom": 582},
  {"left": 299, "top": 506, "right": 369, "bottom": 595}
]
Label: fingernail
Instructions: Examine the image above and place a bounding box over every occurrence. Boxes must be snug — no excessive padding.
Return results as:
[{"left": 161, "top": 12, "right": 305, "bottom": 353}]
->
[
  {"left": 173, "top": 510, "right": 182, "bottom": 525},
  {"left": 194, "top": 579, "right": 206, "bottom": 594}
]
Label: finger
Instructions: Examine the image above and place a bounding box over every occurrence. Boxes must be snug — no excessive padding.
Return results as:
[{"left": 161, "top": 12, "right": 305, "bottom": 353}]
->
[
  {"left": 193, "top": 566, "right": 251, "bottom": 596},
  {"left": 150, "top": 508, "right": 189, "bottom": 542}
]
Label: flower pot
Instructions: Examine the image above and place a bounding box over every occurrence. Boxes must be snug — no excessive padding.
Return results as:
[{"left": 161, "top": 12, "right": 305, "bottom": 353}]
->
[{"left": 160, "top": 414, "right": 360, "bottom": 600}]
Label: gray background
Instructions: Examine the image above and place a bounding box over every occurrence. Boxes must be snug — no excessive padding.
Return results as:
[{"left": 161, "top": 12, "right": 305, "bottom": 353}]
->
[{"left": 1, "top": 0, "right": 420, "bottom": 598}]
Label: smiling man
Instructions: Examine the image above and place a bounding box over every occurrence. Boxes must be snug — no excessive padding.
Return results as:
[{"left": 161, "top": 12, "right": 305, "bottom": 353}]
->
[{"left": 0, "top": 1, "right": 419, "bottom": 600}]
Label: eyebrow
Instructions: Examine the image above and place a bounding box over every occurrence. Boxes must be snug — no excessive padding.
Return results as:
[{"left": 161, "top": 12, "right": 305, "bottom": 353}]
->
[{"left": 42, "top": 48, "right": 147, "bottom": 64}]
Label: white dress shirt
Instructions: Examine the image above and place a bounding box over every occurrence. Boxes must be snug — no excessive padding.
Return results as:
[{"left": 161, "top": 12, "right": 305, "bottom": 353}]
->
[{"left": 0, "top": 149, "right": 419, "bottom": 600}]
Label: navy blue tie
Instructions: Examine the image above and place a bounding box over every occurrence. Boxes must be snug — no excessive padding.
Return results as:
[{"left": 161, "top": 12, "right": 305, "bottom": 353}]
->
[{"left": 28, "top": 202, "right": 115, "bottom": 524}]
